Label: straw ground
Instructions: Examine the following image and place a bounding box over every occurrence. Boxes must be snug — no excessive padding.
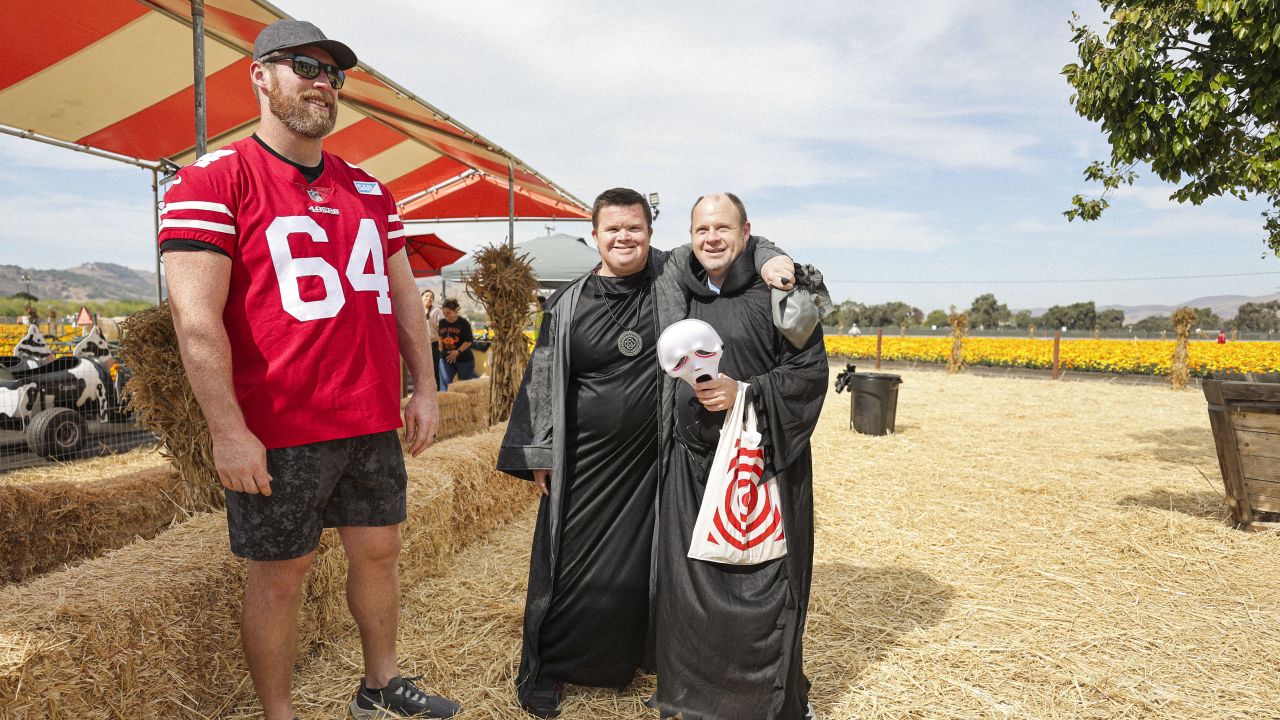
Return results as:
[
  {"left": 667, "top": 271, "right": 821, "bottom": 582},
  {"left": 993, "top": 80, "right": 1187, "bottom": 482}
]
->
[
  {"left": 0, "top": 423, "right": 531, "bottom": 718},
  {"left": 237, "top": 368, "right": 1279, "bottom": 719}
]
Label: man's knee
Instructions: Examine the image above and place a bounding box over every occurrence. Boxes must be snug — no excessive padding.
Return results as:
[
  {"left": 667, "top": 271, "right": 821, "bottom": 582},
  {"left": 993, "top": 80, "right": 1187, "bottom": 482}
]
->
[
  {"left": 342, "top": 525, "right": 402, "bottom": 569},
  {"left": 245, "top": 553, "right": 314, "bottom": 604}
]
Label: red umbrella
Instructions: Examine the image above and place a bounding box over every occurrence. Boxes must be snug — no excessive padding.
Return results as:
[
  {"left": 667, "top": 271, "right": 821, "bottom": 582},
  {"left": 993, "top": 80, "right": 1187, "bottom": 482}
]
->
[{"left": 404, "top": 232, "right": 465, "bottom": 278}]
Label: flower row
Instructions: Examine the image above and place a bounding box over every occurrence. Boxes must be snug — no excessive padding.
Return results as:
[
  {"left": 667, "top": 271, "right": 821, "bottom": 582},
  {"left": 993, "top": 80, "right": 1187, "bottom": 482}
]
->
[{"left": 824, "top": 336, "right": 1280, "bottom": 376}]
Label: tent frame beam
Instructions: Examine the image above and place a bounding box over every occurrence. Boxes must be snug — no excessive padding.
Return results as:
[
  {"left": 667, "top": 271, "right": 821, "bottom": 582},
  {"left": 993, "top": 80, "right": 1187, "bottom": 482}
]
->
[
  {"left": 0, "top": 125, "right": 168, "bottom": 172},
  {"left": 403, "top": 218, "right": 589, "bottom": 225}
]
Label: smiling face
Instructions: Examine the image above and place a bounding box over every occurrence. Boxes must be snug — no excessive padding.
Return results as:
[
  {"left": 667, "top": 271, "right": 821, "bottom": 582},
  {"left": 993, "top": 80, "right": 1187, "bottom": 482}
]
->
[
  {"left": 657, "top": 319, "right": 724, "bottom": 387},
  {"left": 256, "top": 45, "right": 339, "bottom": 139},
  {"left": 690, "top": 194, "right": 751, "bottom": 286},
  {"left": 591, "top": 203, "right": 652, "bottom": 277}
]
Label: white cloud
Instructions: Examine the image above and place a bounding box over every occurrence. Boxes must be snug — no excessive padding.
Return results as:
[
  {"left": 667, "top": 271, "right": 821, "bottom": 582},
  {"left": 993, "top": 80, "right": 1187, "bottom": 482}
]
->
[
  {"left": 307, "top": 0, "right": 1078, "bottom": 196},
  {"left": 0, "top": 192, "right": 156, "bottom": 269},
  {"left": 751, "top": 204, "right": 954, "bottom": 253}
]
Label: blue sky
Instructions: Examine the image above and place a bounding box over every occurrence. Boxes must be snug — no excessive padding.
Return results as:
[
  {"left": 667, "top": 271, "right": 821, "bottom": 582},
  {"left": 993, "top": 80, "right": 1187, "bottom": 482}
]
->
[{"left": 1, "top": 0, "right": 1276, "bottom": 312}]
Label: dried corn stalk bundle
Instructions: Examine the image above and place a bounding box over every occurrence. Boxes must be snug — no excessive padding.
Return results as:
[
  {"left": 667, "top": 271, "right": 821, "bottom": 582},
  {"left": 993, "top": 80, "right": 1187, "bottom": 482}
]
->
[
  {"left": 1171, "top": 306, "right": 1196, "bottom": 389},
  {"left": 465, "top": 245, "right": 539, "bottom": 423},
  {"left": 946, "top": 310, "right": 969, "bottom": 374}
]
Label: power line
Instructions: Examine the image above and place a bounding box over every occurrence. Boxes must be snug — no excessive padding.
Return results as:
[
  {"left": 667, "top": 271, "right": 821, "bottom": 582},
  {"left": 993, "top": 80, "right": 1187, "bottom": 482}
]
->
[{"left": 827, "top": 271, "right": 1280, "bottom": 285}]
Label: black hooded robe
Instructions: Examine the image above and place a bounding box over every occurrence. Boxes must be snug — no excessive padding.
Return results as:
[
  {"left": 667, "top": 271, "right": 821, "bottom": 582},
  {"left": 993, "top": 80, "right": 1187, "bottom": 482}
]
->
[{"left": 652, "top": 242, "right": 828, "bottom": 720}]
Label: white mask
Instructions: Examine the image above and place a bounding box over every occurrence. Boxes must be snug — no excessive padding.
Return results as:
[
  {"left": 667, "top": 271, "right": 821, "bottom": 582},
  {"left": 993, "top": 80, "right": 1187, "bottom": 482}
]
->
[{"left": 658, "top": 319, "right": 723, "bottom": 387}]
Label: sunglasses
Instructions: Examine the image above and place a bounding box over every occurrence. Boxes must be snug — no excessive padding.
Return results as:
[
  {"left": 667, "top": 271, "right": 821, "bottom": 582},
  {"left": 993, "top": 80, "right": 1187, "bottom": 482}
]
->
[{"left": 261, "top": 53, "right": 345, "bottom": 89}]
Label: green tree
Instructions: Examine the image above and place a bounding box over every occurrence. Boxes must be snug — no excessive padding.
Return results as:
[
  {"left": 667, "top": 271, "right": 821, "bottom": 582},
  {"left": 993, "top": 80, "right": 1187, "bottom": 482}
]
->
[
  {"left": 1232, "top": 300, "right": 1280, "bottom": 332},
  {"left": 864, "top": 302, "right": 922, "bottom": 327},
  {"left": 1041, "top": 301, "right": 1098, "bottom": 330},
  {"left": 925, "top": 309, "right": 949, "bottom": 327},
  {"left": 1063, "top": 1, "right": 1280, "bottom": 252},
  {"left": 1097, "top": 307, "right": 1126, "bottom": 330},
  {"left": 1011, "top": 309, "right": 1035, "bottom": 328},
  {"left": 1132, "top": 314, "right": 1171, "bottom": 331},
  {"left": 968, "top": 293, "right": 1011, "bottom": 329},
  {"left": 834, "top": 300, "right": 866, "bottom": 329},
  {"left": 1193, "top": 306, "right": 1223, "bottom": 329}
]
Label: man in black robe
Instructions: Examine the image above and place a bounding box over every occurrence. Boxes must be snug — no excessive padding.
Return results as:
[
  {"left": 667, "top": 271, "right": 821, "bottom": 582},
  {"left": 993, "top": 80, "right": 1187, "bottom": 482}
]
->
[
  {"left": 497, "top": 188, "right": 795, "bottom": 718},
  {"left": 652, "top": 193, "right": 828, "bottom": 720}
]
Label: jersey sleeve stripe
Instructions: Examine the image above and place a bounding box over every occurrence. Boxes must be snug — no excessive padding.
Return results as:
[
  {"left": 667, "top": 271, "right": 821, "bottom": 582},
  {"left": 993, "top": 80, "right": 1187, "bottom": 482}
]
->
[
  {"left": 387, "top": 214, "right": 401, "bottom": 223},
  {"left": 162, "top": 201, "right": 233, "bottom": 216},
  {"left": 387, "top": 229, "right": 405, "bottom": 239},
  {"left": 160, "top": 218, "right": 237, "bottom": 235}
]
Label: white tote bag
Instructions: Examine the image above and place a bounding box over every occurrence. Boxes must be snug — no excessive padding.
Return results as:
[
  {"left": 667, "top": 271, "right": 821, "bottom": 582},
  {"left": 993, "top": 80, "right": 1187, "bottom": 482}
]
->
[{"left": 688, "top": 381, "right": 788, "bottom": 565}]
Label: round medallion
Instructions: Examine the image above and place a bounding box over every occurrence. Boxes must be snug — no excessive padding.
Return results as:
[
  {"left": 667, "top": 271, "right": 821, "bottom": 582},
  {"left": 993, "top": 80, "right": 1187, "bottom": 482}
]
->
[{"left": 617, "top": 330, "right": 643, "bottom": 357}]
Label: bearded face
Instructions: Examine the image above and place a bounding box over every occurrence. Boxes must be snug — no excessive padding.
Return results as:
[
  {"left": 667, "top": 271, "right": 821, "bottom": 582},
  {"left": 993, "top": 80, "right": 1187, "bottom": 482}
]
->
[{"left": 265, "top": 66, "right": 338, "bottom": 139}]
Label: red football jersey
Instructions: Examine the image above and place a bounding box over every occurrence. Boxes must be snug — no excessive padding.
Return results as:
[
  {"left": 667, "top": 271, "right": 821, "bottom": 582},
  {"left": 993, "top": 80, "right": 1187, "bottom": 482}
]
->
[{"left": 158, "top": 137, "right": 407, "bottom": 449}]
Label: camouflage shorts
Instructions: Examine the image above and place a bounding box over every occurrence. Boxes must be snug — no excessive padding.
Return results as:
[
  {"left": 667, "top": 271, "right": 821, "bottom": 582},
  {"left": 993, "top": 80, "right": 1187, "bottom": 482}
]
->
[{"left": 224, "top": 431, "right": 408, "bottom": 561}]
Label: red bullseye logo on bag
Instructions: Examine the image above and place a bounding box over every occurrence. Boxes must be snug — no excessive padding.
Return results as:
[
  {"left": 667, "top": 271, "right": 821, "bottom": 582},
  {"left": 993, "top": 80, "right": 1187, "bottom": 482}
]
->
[
  {"left": 688, "top": 380, "right": 787, "bottom": 565},
  {"left": 708, "top": 442, "right": 785, "bottom": 550}
]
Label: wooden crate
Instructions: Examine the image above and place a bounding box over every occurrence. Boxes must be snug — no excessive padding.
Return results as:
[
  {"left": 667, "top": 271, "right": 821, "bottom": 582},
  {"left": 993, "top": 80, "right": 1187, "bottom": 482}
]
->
[{"left": 1203, "top": 379, "right": 1280, "bottom": 531}]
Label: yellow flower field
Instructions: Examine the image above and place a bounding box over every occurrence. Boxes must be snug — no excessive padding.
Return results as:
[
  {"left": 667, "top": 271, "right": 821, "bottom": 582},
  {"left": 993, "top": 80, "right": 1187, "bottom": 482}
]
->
[
  {"left": 825, "top": 335, "right": 1280, "bottom": 376},
  {"left": 0, "top": 324, "right": 80, "bottom": 355}
]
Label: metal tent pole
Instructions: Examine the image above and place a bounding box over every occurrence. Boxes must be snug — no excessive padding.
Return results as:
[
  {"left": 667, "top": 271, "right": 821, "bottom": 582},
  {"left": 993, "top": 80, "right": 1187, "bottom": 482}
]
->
[
  {"left": 192, "top": 0, "right": 207, "bottom": 158},
  {"left": 0, "top": 125, "right": 163, "bottom": 171},
  {"left": 508, "top": 159, "right": 515, "bottom": 248},
  {"left": 152, "top": 168, "right": 162, "bottom": 304}
]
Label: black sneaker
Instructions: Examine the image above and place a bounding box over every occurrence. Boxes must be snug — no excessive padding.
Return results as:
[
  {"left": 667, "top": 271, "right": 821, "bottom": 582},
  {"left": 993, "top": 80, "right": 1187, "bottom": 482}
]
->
[
  {"left": 520, "top": 676, "right": 563, "bottom": 719},
  {"left": 349, "top": 675, "right": 460, "bottom": 719}
]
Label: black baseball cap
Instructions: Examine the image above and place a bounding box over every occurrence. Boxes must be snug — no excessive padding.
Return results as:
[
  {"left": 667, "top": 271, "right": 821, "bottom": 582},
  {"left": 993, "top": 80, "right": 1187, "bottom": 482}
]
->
[{"left": 253, "top": 19, "right": 357, "bottom": 70}]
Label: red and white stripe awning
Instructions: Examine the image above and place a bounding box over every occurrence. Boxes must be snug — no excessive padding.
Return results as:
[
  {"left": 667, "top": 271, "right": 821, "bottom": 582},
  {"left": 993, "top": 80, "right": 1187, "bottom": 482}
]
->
[{"left": 0, "top": 0, "right": 589, "bottom": 221}]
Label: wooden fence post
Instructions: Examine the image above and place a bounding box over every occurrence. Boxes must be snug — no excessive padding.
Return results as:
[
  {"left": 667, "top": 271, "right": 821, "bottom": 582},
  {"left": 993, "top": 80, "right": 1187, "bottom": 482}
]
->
[
  {"left": 875, "top": 326, "right": 883, "bottom": 369},
  {"left": 1052, "top": 331, "right": 1062, "bottom": 380}
]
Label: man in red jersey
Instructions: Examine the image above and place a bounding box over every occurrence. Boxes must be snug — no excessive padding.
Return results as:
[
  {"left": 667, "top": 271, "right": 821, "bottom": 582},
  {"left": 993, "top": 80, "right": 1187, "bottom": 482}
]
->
[{"left": 159, "top": 19, "right": 459, "bottom": 720}]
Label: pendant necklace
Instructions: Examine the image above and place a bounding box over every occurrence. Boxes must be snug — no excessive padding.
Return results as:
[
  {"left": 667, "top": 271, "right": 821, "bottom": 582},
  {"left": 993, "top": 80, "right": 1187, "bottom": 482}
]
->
[{"left": 593, "top": 273, "right": 646, "bottom": 357}]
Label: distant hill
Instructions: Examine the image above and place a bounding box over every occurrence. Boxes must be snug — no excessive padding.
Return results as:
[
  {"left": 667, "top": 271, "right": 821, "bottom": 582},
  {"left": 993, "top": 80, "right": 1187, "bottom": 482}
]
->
[
  {"left": 1100, "top": 292, "right": 1280, "bottom": 324},
  {"left": 1022, "top": 292, "right": 1280, "bottom": 325},
  {"left": 0, "top": 262, "right": 157, "bottom": 302}
]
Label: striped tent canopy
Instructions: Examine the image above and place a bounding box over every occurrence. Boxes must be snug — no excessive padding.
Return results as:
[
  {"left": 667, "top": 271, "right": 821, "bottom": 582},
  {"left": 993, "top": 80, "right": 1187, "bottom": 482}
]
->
[{"left": 0, "top": 0, "right": 589, "bottom": 221}]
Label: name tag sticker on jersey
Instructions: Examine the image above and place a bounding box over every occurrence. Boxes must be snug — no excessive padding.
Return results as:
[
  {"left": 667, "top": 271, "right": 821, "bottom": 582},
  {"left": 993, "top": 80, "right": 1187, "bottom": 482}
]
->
[{"left": 354, "top": 181, "right": 381, "bottom": 195}]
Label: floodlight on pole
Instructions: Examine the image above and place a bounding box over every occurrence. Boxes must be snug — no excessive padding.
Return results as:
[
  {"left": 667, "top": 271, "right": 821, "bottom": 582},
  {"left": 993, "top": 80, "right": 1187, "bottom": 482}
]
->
[{"left": 648, "top": 192, "right": 661, "bottom": 221}]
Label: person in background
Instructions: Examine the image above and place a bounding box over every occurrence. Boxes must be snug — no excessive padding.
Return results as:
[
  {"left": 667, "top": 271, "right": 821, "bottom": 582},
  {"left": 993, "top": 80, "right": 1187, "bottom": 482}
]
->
[
  {"left": 1217, "top": 329, "right": 1227, "bottom": 344},
  {"left": 438, "top": 298, "right": 477, "bottom": 388},
  {"left": 530, "top": 295, "right": 547, "bottom": 344},
  {"left": 422, "top": 290, "right": 445, "bottom": 390}
]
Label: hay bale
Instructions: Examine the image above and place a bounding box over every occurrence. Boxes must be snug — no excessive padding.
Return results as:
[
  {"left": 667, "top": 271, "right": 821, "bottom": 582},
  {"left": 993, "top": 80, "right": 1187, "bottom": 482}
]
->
[
  {"left": 430, "top": 426, "right": 539, "bottom": 551},
  {"left": 0, "top": 447, "right": 167, "bottom": 489},
  {"left": 0, "top": 465, "right": 217, "bottom": 584},
  {"left": 0, "top": 426, "right": 534, "bottom": 719},
  {"left": 447, "top": 376, "right": 490, "bottom": 398},
  {"left": 416, "top": 386, "right": 489, "bottom": 440},
  {"left": 0, "top": 388, "right": 491, "bottom": 587},
  {"left": 117, "top": 303, "right": 220, "bottom": 508}
]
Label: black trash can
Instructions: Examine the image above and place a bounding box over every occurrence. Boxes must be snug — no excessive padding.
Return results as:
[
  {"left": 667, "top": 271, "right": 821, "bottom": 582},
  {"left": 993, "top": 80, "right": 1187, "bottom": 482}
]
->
[{"left": 848, "top": 372, "right": 902, "bottom": 435}]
